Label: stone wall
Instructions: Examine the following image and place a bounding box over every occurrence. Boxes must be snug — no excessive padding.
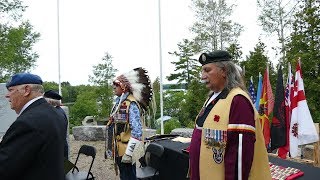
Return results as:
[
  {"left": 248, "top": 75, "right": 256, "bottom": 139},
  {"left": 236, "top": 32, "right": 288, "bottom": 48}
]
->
[
  {"left": 0, "top": 83, "right": 17, "bottom": 136},
  {"left": 72, "top": 126, "right": 157, "bottom": 141},
  {"left": 170, "top": 128, "right": 193, "bottom": 138},
  {"left": 72, "top": 125, "right": 106, "bottom": 141}
]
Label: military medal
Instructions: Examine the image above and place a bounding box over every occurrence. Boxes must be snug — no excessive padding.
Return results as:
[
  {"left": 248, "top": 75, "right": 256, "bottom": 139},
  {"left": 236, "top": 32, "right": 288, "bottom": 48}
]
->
[
  {"left": 115, "top": 103, "right": 128, "bottom": 123},
  {"left": 204, "top": 129, "right": 227, "bottom": 164}
]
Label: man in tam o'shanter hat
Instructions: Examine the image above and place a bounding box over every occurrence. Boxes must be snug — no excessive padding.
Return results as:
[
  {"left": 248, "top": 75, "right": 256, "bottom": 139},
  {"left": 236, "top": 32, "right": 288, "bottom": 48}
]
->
[{"left": 106, "top": 67, "right": 153, "bottom": 179}]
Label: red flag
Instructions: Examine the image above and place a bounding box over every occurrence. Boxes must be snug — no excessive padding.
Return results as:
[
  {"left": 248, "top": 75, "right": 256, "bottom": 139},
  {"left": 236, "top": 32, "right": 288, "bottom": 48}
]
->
[
  {"left": 258, "top": 67, "right": 274, "bottom": 146},
  {"left": 289, "top": 60, "right": 319, "bottom": 157},
  {"left": 278, "top": 63, "right": 294, "bottom": 159}
]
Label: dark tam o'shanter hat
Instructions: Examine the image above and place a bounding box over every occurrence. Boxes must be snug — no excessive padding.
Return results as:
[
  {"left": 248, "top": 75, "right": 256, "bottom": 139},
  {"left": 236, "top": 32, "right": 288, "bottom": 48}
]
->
[
  {"left": 44, "top": 90, "right": 62, "bottom": 100},
  {"left": 199, "top": 50, "right": 232, "bottom": 65},
  {"left": 6, "top": 73, "right": 43, "bottom": 88}
]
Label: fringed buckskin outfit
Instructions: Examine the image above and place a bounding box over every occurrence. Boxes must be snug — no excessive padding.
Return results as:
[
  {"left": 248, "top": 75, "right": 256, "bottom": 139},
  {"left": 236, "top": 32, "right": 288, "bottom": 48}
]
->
[{"left": 106, "top": 67, "right": 153, "bottom": 180}]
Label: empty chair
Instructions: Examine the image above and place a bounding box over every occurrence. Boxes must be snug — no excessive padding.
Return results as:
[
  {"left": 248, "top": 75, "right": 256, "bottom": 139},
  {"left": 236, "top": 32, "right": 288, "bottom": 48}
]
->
[
  {"left": 136, "top": 143, "right": 165, "bottom": 180},
  {"left": 65, "top": 145, "right": 96, "bottom": 180}
]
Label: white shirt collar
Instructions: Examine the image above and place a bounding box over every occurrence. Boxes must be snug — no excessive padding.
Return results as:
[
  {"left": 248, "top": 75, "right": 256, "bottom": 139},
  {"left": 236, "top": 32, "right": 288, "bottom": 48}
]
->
[
  {"left": 18, "top": 96, "right": 43, "bottom": 116},
  {"left": 206, "top": 91, "right": 221, "bottom": 107}
]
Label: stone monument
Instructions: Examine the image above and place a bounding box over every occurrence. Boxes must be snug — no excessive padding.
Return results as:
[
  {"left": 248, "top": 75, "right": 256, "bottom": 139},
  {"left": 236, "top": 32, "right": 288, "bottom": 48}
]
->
[{"left": 0, "top": 83, "right": 17, "bottom": 137}]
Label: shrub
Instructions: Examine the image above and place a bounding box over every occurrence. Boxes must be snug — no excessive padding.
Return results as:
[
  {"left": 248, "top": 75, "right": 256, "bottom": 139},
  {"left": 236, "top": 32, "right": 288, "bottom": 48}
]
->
[{"left": 163, "top": 118, "right": 181, "bottom": 134}]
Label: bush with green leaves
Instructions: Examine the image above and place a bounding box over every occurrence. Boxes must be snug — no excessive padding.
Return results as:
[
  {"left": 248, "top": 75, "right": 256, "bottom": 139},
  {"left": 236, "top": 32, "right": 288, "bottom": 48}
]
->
[{"left": 156, "top": 118, "right": 181, "bottom": 134}]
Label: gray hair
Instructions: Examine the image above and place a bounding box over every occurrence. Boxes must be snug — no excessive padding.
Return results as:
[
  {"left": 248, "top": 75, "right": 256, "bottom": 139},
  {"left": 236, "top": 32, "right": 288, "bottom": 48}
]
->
[
  {"left": 29, "top": 84, "right": 44, "bottom": 94},
  {"left": 45, "top": 98, "right": 62, "bottom": 106},
  {"left": 17, "top": 84, "right": 44, "bottom": 94},
  {"left": 215, "top": 61, "right": 246, "bottom": 92}
]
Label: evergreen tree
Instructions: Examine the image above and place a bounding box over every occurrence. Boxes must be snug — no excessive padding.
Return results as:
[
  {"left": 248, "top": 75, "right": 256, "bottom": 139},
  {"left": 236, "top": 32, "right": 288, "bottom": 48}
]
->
[
  {"left": 152, "top": 77, "right": 161, "bottom": 121},
  {"left": 240, "top": 40, "right": 276, "bottom": 88},
  {"left": 226, "top": 43, "right": 243, "bottom": 64},
  {"left": 163, "top": 90, "right": 185, "bottom": 120},
  {"left": 167, "top": 39, "right": 201, "bottom": 89},
  {"left": 285, "top": 0, "right": 320, "bottom": 122},
  {"left": 180, "top": 79, "right": 208, "bottom": 127}
]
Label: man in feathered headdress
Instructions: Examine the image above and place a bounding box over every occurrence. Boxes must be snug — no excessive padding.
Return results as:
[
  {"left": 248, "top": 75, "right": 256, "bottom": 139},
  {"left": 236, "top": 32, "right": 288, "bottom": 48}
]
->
[{"left": 106, "top": 67, "right": 153, "bottom": 180}]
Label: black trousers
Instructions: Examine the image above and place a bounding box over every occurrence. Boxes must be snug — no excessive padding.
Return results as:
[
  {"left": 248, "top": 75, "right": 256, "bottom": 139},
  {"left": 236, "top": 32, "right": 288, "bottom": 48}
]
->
[{"left": 116, "top": 156, "right": 137, "bottom": 180}]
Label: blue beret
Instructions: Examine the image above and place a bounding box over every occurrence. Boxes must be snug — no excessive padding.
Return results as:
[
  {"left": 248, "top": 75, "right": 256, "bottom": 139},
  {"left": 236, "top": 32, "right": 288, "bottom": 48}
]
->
[
  {"left": 199, "top": 50, "right": 232, "bottom": 65},
  {"left": 44, "top": 90, "right": 62, "bottom": 100},
  {"left": 6, "top": 73, "right": 43, "bottom": 88}
]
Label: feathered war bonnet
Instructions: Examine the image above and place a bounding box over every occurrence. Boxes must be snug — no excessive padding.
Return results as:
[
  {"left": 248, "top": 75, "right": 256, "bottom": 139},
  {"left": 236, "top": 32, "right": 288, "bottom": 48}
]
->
[{"left": 113, "top": 67, "right": 153, "bottom": 111}]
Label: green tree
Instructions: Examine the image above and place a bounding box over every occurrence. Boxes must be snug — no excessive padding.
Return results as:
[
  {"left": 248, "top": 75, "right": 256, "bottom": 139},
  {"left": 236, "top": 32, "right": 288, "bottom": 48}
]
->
[
  {"left": 285, "top": 0, "right": 320, "bottom": 122},
  {"left": 190, "top": 0, "right": 243, "bottom": 51},
  {"left": 0, "top": 0, "right": 25, "bottom": 21},
  {"left": 257, "top": 0, "right": 299, "bottom": 62},
  {"left": 179, "top": 79, "right": 208, "bottom": 127},
  {"left": 240, "top": 40, "right": 276, "bottom": 87},
  {"left": 167, "top": 39, "right": 201, "bottom": 89},
  {"left": 0, "top": 0, "right": 40, "bottom": 81},
  {"left": 150, "top": 77, "right": 161, "bottom": 128},
  {"left": 42, "top": 81, "right": 59, "bottom": 93},
  {"left": 163, "top": 90, "right": 185, "bottom": 119},
  {"left": 42, "top": 81, "right": 77, "bottom": 104},
  {"left": 226, "top": 43, "right": 243, "bottom": 64},
  {"left": 163, "top": 118, "right": 181, "bottom": 134},
  {"left": 70, "top": 89, "right": 99, "bottom": 127},
  {"left": 61, "top": 81, "right": 77, "bottom": 103},
  {"left": 89, "top": 52, "right": 117, "bottom": 119}
]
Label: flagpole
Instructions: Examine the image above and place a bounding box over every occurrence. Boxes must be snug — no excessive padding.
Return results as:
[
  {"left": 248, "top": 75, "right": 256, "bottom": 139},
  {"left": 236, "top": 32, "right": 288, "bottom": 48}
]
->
[
  {"left": 158, "top": 0, "right": 164, "bottom": 134},
  {"left": 57, "top": 0, "right": 62, "bottom": 95}
]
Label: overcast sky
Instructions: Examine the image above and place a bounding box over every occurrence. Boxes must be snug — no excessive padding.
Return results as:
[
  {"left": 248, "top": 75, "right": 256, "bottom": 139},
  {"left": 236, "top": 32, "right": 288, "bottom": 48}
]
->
[{"left": 21, "top": 0, "right": 276, "bottom": 86}]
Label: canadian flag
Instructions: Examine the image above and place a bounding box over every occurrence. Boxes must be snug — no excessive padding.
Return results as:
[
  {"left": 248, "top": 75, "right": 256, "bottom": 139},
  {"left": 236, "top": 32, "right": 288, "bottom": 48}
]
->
[{"left": 289, "top": 60, "right": 319, "bottom": 158}]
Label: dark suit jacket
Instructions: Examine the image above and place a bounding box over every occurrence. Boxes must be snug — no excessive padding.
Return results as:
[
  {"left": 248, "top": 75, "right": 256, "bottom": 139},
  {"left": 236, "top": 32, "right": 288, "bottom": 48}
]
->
[
  {"left": 0, "top": 98, "right": 66, "bottom": 180},
  {"left": 56, "top": 106, "right": 69, "bottom": 159}
]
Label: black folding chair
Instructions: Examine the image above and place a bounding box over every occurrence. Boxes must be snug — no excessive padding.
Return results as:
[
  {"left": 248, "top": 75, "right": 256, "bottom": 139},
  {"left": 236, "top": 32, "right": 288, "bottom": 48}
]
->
[
  {"left": 136, "top": 143, "right": 165, "bottom": 180},
  {"left": 65, "top": 145, "right": 96, "bottom": 180}
]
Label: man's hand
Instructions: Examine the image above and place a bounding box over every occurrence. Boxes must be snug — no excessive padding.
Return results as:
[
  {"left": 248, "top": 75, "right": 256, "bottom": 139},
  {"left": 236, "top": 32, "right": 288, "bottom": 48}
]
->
[
  {"left": 122, "top": 137, "right": 141, "bottom": 164},
  {"left": 106, "top": 117, "right": 114, "bottom": 127},
  {"left": 121, "top": 154, "right": 132, "bottom": 163}
]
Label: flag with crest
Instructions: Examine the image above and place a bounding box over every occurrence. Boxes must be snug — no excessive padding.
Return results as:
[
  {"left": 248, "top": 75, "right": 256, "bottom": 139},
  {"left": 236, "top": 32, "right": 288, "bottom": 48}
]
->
[{"left": 289, "top": 60, "right": 319, "bottom": 158}]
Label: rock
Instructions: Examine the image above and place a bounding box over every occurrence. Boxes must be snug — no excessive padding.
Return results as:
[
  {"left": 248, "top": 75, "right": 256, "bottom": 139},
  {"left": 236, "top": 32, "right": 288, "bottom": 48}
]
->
[
  {"left": 143, "top": 128, "right": 156, "bottom": 139},
  {"left": 72, "top": 125, "right": 106, "bottom": 141},
  {"left": 170, "top": 128, "right": 193, "bottom": 138},
  {"left": 82, "top": 116, "right": 97, "bottom": 126}
]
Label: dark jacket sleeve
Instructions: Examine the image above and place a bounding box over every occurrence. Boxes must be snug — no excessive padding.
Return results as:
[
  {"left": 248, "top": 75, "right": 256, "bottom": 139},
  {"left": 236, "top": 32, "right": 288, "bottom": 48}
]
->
[
  {"left": 0, "top": 120, "right": 44, "bottom": 179},
  {"left": 225, "top": 95, "right": 256, "bottom": 180}
]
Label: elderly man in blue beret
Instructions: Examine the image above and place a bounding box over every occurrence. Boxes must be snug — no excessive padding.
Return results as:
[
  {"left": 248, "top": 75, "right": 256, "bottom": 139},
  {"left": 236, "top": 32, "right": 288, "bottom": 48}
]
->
[
  {"left": 188, "top": 50, "right": 271, "bottom": 180},
  {"left": 0, "top": 73, "right": 66, "bottom": 180}
]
